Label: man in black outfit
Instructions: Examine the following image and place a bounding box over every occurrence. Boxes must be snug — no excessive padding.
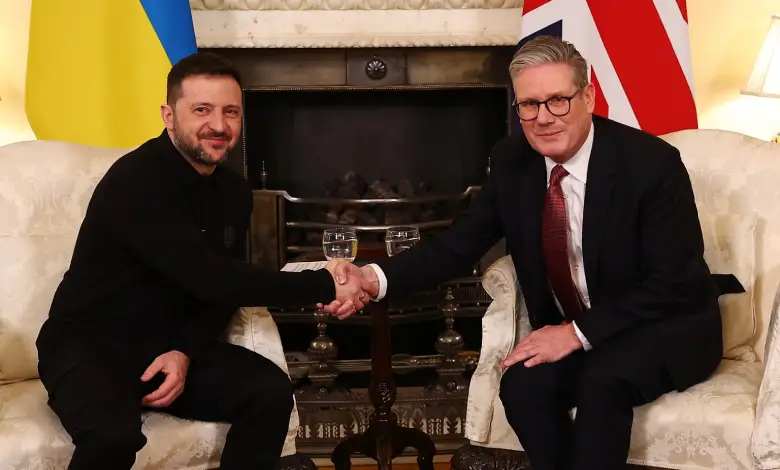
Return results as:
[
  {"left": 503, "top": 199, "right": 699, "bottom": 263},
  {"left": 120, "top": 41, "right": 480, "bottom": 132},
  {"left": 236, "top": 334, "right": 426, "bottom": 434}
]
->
[
  {"left": 327, "top": 36, "right": 723, "bottom": 469},
  {"left": 36, "top": 52, "right": 368, "bottom": 470}
]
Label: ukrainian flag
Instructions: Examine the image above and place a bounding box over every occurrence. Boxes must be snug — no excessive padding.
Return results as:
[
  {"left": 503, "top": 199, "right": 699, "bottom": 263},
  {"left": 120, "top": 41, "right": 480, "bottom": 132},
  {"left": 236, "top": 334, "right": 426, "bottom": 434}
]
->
[{"left": 25, "top": 0, "right": 197, "bottom": 149}]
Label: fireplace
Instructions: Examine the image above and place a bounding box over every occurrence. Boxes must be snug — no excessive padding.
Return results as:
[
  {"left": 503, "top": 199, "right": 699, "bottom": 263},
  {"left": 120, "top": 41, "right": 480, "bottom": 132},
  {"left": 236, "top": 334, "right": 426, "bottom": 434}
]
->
[
  {"left": 204, "top": 46, "right": 518, "bottom": 271},
  {"left": 205, "top": 46, "right": 517, "bottom": 457},
  {"left": 191, "top": 0, "right": 525, "bottom": 459}
]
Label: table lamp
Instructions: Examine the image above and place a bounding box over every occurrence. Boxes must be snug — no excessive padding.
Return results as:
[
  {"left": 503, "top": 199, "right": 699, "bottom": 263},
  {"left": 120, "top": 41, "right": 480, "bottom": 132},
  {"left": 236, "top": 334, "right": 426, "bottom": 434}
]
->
[{"left": 741, "top": 14, "right": 780, "bottom": 141}]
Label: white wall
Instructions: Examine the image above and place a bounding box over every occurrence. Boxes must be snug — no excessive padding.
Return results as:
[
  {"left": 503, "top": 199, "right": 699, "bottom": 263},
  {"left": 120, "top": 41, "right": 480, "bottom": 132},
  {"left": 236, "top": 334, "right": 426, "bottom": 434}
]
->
[
  {"left": 2, "top": 0, "right": 779, "bottom": 145},
  {"left": 689, "top": 0, "right": 780, "bottom": 140},
  {"left": 0, "top": 0, "right": 35, "bottom": 146}
]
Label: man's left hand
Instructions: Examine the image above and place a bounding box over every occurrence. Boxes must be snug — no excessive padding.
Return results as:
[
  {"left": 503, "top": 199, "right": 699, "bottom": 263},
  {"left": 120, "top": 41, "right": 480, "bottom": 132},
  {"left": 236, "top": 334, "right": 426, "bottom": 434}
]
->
[
  {"left": 318, "top": 261, "right": 379, "bottom": 320},
  {"left": 502, "top": 323, "right": 583, "bottom": 368},
  {"left": 141, "top": 350, "right": 190, "bottom": 408}
]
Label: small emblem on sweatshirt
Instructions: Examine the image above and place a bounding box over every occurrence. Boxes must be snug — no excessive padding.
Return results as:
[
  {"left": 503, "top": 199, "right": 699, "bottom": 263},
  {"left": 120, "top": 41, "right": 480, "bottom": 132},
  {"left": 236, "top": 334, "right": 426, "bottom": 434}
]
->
[{"left": 224, "top": 226, "right": 235, "bottom": 249}]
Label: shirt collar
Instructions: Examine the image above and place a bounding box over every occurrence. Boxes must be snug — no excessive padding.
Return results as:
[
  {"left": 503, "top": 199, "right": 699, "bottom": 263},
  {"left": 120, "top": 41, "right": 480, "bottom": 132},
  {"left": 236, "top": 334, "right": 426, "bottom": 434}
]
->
[{"left": 544, "top": 120, "right": 594, "bottom": 185}]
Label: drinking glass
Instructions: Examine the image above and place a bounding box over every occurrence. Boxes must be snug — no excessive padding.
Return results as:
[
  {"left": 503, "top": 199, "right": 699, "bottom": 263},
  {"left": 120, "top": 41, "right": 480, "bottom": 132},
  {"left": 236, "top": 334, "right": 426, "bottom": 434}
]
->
[
  {"left": 385, "top": 226, "right": 420, "bottom": 257},
  {"left": 322, "top": 227, "right": 358, "bottom": 262}
]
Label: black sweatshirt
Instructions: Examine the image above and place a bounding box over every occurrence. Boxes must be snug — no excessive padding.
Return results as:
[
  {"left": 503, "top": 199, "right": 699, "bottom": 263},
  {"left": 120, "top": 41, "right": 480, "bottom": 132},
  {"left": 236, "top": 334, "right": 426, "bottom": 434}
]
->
[{"left": 36, "top": 130, "right": 334, "bottom": 361}]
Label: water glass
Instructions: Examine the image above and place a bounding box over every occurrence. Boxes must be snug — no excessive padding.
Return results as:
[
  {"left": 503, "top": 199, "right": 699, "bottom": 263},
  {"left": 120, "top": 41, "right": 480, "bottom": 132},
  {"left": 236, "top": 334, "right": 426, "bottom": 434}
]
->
[
  {"left": 385, "top": 226, "right": 420, "bottom": 257},
  {"left": 322, "top": 228, "right": 358, "bottom": 262}
]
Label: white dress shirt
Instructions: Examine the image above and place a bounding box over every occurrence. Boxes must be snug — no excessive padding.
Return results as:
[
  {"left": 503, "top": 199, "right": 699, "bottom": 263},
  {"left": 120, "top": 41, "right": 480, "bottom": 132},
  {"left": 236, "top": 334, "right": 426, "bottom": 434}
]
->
[
  {"left": 369, "top": 121, "right": 595, "bottom": 351},
  {"left": 544, "top": 122, "right": 594, "bottom": 351}
]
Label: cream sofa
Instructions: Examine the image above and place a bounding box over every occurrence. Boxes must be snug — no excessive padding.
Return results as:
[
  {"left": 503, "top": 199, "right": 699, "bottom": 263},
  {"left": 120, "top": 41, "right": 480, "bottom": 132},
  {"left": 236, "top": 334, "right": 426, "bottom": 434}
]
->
[
  {"left": 0, "top": 140, "right": 306, "bottom": 469},
  {"left": 460, "top": 129, "right": 780, "bottom": 470}
]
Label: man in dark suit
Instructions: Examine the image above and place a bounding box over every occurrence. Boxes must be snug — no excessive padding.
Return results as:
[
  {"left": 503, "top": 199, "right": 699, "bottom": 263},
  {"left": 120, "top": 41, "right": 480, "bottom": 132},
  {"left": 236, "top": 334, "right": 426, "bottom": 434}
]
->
[{"left": 325, "top": 36, "right": 722, "bottom": 470}]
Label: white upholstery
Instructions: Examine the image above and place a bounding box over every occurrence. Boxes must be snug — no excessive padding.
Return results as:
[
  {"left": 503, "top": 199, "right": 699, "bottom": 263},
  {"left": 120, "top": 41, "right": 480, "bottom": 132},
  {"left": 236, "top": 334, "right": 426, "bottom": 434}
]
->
[
  {"left": 0, "top": 140, "right": 299, "bottom": 469},
  {"left": 464, "top": 129, "right": 780, "bottom": 470}
]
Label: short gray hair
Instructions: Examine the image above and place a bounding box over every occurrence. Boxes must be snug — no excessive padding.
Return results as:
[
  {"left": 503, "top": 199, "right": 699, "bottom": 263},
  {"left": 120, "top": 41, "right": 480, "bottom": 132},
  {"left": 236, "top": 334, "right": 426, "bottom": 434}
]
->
[{"left": 509, "top": 35, "right": 589, "bottom": 89}]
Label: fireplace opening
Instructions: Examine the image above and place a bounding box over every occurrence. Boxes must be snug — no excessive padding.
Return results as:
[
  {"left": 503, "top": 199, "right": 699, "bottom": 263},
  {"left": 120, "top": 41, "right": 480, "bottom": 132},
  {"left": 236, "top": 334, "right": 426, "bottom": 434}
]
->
[
  {"left": 241, "top": 84, "right": 512, "bottom": 263},
  {"left": 243, "top": 85, "right": 512, "bottom": 196}
]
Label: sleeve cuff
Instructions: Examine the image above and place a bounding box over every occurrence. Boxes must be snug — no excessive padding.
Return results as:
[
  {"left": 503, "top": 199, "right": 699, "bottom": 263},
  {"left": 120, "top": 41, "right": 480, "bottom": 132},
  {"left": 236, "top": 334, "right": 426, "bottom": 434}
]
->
[
  {"left": 170, "top": 341, "right": 198, "bottom": 360},
  {"left": 368, "top": 263, "right": 388, "bottom": 300},
  {"left": 573, "top": 321, "right": 592, "bottom": 351}
]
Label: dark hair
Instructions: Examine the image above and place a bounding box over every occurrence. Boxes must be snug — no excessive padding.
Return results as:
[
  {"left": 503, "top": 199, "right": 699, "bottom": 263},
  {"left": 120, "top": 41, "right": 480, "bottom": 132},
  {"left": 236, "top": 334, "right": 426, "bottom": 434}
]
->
[{"left": 166, "top": 51, "right": 242, "bottom": 104}]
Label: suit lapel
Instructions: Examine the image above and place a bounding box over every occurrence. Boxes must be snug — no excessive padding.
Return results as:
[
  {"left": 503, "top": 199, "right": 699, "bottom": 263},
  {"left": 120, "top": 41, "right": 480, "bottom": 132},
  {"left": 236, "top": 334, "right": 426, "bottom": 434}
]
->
[
  {"left": 517, "top": 146, "right": 548, "bottom": 279},
  {"left": 583, "top": 119, "right": 616, "bottom": 293}
]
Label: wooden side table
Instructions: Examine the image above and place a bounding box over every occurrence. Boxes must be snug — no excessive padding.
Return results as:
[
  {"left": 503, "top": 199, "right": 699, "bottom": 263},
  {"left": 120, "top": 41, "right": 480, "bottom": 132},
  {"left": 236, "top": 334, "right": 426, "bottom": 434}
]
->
[
  {"left": 292, "top": 245, "right": 437, "bottom": 470},
  {"left": 330, "top": 298, "right": 436, "bottom": 470}
]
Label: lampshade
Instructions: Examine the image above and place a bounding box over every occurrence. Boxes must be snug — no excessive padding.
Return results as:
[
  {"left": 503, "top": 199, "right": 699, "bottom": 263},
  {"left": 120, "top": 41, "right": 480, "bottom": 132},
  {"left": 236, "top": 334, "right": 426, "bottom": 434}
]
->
[{"left": 742, "top": 15, "right": 780, "bottom": 98}]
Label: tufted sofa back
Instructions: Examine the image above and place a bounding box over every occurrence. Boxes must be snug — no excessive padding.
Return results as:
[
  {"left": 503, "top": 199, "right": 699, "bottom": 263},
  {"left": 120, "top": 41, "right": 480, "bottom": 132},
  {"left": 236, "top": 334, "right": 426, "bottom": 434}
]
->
[
  {"left": 0, "top": 140, "right": 128, "bottom": 384},
  {"left": 661, "top": 129, "right": 780, "bottom": 363}
]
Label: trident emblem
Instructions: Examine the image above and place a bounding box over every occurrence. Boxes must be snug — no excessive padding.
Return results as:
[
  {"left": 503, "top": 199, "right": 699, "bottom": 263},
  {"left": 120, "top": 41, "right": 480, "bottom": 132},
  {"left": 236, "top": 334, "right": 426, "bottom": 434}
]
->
[{"left": 223, "top": 226, "right": 235, "bottom": 249}]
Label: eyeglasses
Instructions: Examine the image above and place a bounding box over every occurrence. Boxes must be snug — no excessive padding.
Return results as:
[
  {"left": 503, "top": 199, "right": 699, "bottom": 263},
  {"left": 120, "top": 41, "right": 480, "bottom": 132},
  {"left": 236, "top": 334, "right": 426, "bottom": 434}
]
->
[{"left": 512, "top": 88, "right": 583, "bottom": 121}]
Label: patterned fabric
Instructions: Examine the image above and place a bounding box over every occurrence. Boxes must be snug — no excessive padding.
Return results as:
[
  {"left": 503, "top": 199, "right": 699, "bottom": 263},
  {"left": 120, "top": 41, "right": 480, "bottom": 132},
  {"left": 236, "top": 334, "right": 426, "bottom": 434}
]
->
[
  {"left": 0, "top": 141, "right": 123, "bottom": 385},
  {"left": 542, "top": 165, "right": 583, "bottom": 320},
  {"left": 465, "top": 129, "right": 780, "bottom": 469},
  {"left": 223, "top": 306, "right": 300, "bottom": 458},
  {"left": 0, "top": 379, "right": 228, "bottom": 469},
  {"left": 700, "top": 213, "right": 758, "bottom": 361},
  {"left": 0, "top": 140, "right": 299, "bottom": 468},
  {"left": 464, "top": 255, "right": 525, "bottom": 444},
  {"left": 752, "top": 285, "right": 780, "bottom": 470}
]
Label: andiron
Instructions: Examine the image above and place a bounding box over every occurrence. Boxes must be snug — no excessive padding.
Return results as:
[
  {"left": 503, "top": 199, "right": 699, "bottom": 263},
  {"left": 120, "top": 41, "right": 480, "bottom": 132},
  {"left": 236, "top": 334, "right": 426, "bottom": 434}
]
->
[{"left": 330, "top": 300, "right": 437, "bottom": 470}]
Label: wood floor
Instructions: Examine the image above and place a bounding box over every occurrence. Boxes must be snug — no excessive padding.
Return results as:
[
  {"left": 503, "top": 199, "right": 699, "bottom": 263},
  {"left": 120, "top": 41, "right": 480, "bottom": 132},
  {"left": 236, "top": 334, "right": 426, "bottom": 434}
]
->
[
  {"left": 318, "top": 464, "right": 452, "bottom": 470},
  {"left": 316, "top": 463, "right": 660, "bottom": 470},
  {"left": 316, "top": 460, "right": 660, "bottom": 470}
]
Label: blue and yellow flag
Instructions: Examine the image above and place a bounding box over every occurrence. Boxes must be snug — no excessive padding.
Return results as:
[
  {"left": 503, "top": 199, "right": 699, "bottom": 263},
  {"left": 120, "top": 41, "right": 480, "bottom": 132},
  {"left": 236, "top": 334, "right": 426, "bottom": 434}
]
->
[{"left": 25, "top": 0, "right": 197, "bottom": 148}]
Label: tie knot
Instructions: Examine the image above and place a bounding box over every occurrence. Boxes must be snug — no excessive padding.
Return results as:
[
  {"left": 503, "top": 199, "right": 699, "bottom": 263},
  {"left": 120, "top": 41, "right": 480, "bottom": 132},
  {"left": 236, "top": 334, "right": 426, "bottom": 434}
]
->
[{"left": 550, "top": 164, "right": 569, "bottom": 186}]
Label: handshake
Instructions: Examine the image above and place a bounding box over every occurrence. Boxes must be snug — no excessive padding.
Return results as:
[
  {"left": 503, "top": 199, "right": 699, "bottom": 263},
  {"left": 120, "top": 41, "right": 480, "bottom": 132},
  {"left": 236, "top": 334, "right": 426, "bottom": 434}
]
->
[{"left": 319, "top": 260, "right": 380, "bottom": 319}]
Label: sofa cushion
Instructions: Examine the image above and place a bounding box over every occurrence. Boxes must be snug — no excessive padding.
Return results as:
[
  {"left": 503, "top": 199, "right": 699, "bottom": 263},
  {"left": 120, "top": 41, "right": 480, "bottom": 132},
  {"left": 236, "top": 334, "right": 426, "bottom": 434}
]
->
[
  {"left": 700, "top": 213, "right": 758, "bottom": 361},
  {"left": 0, "top": 379, "right": 229, "bottom": 469},
  {"left": 469, "top": 360, "right": 762, "bottom": 470},
  {"left": 628, "top": 359, "right": 762, "bottom": 469},
  {"left": 663, "top": 129, "right": 780, "bottom": 364}
]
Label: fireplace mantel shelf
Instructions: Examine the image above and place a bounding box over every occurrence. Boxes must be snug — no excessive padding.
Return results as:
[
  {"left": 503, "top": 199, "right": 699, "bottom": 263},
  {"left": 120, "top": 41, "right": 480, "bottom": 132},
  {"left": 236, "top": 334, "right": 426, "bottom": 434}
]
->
[{"left": 190, "top": 0, "right": 525, "bottom": 48}]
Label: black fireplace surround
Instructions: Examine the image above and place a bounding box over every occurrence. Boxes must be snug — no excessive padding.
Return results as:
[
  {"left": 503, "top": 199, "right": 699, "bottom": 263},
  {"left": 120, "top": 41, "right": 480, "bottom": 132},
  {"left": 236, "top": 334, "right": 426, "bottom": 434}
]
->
[
  {"left": 202, "top": 45, "right": 521, "bottom": 460},
  {"left": 206, "top": 47, "right": 519, "bottom": 192}
]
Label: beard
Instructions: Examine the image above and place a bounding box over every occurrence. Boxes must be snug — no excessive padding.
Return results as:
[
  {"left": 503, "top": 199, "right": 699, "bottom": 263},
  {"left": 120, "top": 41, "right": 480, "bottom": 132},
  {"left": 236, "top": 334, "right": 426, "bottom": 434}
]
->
[{"left": 172, "top": 118, "right": 234, "bottom": 167}]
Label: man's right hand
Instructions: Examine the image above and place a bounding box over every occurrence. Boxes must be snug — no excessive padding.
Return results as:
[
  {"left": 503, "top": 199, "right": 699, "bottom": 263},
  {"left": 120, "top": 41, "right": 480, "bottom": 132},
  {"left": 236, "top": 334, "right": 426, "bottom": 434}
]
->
[
  {"left": 320, "top": 261, "right": 379, "bottom": 319},
  {"left": 321, "top": 260, "right": 370, "bottom": 317}
]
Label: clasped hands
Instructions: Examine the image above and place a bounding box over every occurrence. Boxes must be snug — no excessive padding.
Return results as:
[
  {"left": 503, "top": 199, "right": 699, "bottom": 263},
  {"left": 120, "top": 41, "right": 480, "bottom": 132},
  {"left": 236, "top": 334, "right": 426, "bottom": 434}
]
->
[{"left": 320, "top": 260, "right": 379, "bottom": 319}]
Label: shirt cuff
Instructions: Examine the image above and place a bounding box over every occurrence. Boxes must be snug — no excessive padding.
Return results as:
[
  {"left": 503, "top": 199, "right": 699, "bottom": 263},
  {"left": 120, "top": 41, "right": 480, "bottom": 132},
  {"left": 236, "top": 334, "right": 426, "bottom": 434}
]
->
[
  {"left": 573, "top": 321, "right": 592, "bottom": 351},
  {"left": 367, "top": 263, "right": 388, "bottom": 300}
]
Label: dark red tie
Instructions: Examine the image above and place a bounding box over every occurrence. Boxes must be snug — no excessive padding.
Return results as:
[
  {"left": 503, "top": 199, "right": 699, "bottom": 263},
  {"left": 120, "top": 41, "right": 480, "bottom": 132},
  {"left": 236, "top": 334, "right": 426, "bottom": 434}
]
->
[{"left": 542, "top": 165, "right": 584, "bottom": 321}]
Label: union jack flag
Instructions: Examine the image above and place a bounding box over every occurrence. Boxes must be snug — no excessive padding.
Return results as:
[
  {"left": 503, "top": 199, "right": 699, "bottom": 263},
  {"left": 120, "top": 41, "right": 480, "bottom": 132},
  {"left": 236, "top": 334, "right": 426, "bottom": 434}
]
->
[{"left": 518, "top": 0, "right": 697, "bottom": 136}]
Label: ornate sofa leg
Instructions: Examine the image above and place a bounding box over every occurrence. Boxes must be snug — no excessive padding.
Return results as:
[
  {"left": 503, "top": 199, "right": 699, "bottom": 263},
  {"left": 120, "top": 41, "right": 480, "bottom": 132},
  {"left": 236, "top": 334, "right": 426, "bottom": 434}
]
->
[
  {"left": 451, "top": 443, "right": 529, "bottom": 470},
  {"left": 276, "top": 453, "right": 318, "bottom": 470}
]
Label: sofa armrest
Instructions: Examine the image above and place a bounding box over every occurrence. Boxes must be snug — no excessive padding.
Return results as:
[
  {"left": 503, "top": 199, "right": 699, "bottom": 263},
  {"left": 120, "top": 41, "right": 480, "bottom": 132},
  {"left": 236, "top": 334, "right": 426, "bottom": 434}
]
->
[
  {"left": 464, "top": 255, "right": 531, "bottom": 443},
  {"left": 751, "top": 280, "right": 780, "bottom": 469},
  {"left": 224, "top": 306, "right": 299, "bottom": 457}
]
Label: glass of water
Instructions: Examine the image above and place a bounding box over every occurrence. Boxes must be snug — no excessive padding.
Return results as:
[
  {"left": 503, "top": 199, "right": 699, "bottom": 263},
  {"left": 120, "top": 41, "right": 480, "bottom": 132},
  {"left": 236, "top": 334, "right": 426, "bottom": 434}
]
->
[
  {"left": 322, "top": 227, "right": 358, "bottom": 262},
  {"left": 385, "top": 226, "right": 420, "bottom": 257}
]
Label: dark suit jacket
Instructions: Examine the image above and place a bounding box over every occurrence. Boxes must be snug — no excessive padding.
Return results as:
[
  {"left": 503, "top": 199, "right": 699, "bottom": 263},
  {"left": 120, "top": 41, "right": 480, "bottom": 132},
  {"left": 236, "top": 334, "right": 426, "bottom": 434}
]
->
[{"left": 377, "top": 115, "right": 723, "bottom": 391}]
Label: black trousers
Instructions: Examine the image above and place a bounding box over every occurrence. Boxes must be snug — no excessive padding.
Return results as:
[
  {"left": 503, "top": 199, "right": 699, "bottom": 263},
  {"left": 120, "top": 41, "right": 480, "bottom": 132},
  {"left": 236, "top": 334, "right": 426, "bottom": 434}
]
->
[
  {"left": 499, "top": 325, "right": 675, "bottom": 470},
  {"left": 38, "top": 339, "right": 294, "bottom": 470}
]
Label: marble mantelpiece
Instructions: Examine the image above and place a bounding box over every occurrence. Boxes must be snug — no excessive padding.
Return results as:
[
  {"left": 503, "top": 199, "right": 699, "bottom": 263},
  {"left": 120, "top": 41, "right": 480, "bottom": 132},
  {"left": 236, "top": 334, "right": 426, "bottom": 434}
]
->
[{"left": 190, "top": 0, "right": 525, "bottom": 49}]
